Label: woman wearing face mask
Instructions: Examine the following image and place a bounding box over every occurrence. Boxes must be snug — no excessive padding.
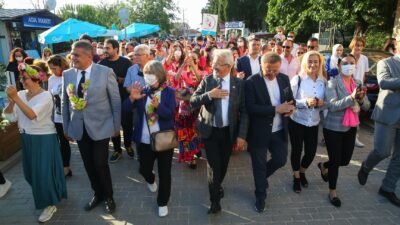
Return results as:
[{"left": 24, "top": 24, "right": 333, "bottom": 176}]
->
[
  {"left": 172, "top": 51, "right": 207, "bottom": 169},
  {"left": 325, "top": 44, "right": 344, "bottom": 80},
  {"left": 237, "top": 37, "right": 248, "bottom": 57},
  {"left": 47, "top": 55, "right": 72, "bottom": 177},
  {"left": 122, "top": 60, "right": 176, "bottom": 217},
  {"left": 289, "top": 51, "right": 326, "bottom": 193},
  {"left": 42, "top": 47, "right": 52, "bottom": 62},
  {"left": 3, "top": 64, "right": 67, "bottom": 222},
  {"left": 163, "top": 45, "right": 185, "bottom": 87},
  {"left": 6, "top": 48, "right": 28, "bottom": 90},
  {"left": 317, "top": 54, "right": 370, "bottom": 207}
]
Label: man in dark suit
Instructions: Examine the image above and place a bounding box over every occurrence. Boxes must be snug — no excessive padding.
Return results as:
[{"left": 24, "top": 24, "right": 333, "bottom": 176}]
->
[
  {"left": 245, "top": 52, "right": 295, "bottom": 213},
  {"left": 190, "top": 49, "right": 249, "bottom": 214},
  {"left": 235, "top": 36, "right": 261, "bottom": 80}
]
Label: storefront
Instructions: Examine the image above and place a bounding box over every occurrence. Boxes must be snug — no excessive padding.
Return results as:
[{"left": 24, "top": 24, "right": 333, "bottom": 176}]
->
[{"left": 0, "top": 9, "right": 62, "bottom": 65}]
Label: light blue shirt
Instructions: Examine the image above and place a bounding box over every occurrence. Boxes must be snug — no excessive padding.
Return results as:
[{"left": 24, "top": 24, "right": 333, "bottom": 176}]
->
[{"left": 123, "top": 64, "right": 146, "bottom": 88}]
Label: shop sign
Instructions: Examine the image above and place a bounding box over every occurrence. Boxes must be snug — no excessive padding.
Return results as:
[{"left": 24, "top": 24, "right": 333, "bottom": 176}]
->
[{"left": 22, "top": 16, "right": 54, "bottom": 28}]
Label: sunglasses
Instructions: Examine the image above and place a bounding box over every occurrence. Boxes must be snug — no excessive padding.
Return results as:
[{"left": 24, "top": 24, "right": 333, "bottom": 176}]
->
[
  {"left": 269, "top": 43, "right": 276, "bottom": 46},
  {"left": 282, "top": 46, "right": 291, "bottom": 49},
  {"left": 20, "top": 76, "right": 30, "bottom": 81},
  {"left": 307, "top": 46, "right": 316, "bottom": 50},
  {"left": 297, "top": 52, "right": 304, "bottom": 55}
]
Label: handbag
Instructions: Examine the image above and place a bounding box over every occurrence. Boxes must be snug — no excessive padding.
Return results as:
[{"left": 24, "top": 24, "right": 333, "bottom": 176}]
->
[{"left": 144, "top": 102, "right": 178, "bottom": 152}]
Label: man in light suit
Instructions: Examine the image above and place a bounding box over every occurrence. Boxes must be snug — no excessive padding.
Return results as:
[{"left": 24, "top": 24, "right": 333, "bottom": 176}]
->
[
  {"left": 62, "top": 41, "right": 121, "bottom": 213},
  {"left": 235, "top": 36, "right": 261, "bottom": 80},
  {"left": 358, "top": 48, "right": 400, "bottom": 207},
  {"left": 190, "top": 49, "right": 248, "bottom": 214},
  {"left": 245, "top": 53, "right": 295, "bottom": 213}
]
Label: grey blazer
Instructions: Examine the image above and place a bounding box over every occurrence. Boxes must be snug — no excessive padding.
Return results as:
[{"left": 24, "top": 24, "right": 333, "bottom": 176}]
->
[
  {"left": 324, "top": 75, "right": 370, "bottom": 132},
  {"left": 61, "top": 63, "right": 121, "bottom": 141},
  {"left": 190, "top": 74, "right": 249, "bottom": 142},
  {"left": 371, "top": 56, "right": 400, "bottom": 125}
]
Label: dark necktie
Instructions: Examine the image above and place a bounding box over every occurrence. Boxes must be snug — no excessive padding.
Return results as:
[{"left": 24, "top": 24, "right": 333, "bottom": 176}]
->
[
  {"left": 215, "top": 78, "right": 223, "bottom": 128},
  {"left": 77, "top": 70, "right": 86, "bottom": 98}
]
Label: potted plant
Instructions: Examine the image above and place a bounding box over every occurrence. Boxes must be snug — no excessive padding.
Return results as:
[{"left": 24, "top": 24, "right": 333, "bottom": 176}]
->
[{"left": 0, "top": 64, "right": 21, "bottom": 161}]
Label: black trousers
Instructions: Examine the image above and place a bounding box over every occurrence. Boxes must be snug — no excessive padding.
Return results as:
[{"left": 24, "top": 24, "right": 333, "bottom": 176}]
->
[
  {"left": 137, "top": 143, "right": 173, "bottom": 206},
  {"left": 323, "top": 127, "right": 357, "bottom": 190},
  {"left": 77, "top": 127, "right": 113, "bottom": 199},
  {"left": 55, "top": 123, "right": 72, "bottom": 167},
  {"left": 203, "top": 127, "right": 233, "bottom": 203},
  {"left": 112, "top": 109, "right": 133, "bottom": 152},
  {"left": 288, "top": 119, "right": 319, "bottom": 171},
  {"left": 0, "top": 171, "right": 5, "bottom": 184},
  {"left": 249, "top": 130, "right": 287, "bottom": 201}
]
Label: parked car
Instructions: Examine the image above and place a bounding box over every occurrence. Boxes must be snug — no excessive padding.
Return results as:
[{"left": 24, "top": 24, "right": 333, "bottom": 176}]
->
[{"left": 321, "top": 49, "right": 393, "bottom": 117}]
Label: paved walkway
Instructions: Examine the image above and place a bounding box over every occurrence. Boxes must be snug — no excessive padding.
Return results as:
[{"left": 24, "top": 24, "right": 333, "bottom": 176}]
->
[{"left": 1, "top": 124, "right": 399, "bottom": 225}]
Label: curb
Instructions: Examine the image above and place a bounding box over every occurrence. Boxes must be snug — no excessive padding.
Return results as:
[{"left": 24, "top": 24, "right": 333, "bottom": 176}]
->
[{"left": 0, "top": 150, "right": 21, "bottom": 172}]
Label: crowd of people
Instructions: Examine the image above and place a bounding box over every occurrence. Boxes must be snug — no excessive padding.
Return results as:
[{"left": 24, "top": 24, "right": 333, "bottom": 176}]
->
[{"left": 0, "top": 29, "right": 399, "bottom": 223}]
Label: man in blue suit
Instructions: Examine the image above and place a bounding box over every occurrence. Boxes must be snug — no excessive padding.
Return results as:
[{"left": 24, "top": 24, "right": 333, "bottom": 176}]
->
[
  {"left": 245, "top": 53, "right": 295, "bottom": 213},
  {"left": 235, "top": 36, "right": 262, "bottom": 80}
]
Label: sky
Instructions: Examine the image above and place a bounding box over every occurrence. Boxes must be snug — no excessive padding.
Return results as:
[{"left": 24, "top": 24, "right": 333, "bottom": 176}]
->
[{"left": 3, "top": 0, "right": 208, "bottom": 29}]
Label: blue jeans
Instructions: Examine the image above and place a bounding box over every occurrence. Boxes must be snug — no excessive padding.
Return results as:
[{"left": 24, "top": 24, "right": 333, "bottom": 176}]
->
[{"left": 364, "top": 121, "right": 400, "bottom": 192}]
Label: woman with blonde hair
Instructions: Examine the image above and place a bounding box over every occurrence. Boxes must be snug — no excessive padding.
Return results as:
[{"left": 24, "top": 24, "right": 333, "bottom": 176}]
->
[{"left": 289, "top": 50, "right": 326, "bottom": 193}]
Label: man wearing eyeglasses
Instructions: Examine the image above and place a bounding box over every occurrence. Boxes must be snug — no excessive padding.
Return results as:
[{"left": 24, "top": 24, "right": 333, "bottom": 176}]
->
[
  {"left": 287, "top": 31, "right": 299, "bottom": 56},
  {"left": 279, "top": 40, "right": 300, "bottom": 80},
  {"left": 190, "top": 49, "right": 248, "bottom": 214}
]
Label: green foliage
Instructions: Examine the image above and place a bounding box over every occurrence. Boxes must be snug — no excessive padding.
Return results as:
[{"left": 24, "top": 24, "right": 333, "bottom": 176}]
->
[
  {"left": 57, "top": 0, "right": 176, "bottom": 32},
  {"left": 365, "top": 31, "right": 391, "bottom": 49},
  {"left": 202, "top": 0, "right": 268, "bottom": 32}
]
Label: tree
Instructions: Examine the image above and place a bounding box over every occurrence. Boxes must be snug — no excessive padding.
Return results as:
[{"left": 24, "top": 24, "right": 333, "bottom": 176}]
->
[{"left": 0, "top": 0, "right": 4, "bottom": 9}]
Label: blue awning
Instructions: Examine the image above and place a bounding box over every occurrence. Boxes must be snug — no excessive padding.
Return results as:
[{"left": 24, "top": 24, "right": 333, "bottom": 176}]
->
[{"left": 120, "top": 23, "right": 160, "bottom": 39}]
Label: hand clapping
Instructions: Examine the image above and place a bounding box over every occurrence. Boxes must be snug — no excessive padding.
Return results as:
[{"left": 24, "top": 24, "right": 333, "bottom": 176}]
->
[{"left": 129, "top": 82, "right": 145, "bottom": 101}]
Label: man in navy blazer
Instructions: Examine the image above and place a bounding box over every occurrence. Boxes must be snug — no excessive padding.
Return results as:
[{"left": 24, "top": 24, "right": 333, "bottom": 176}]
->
[
  {"left": 245, "top": 53, "right": 295, "bottom": 213},
  {"left": 235, "top": 36, "right": 262, "bottom": 80}
]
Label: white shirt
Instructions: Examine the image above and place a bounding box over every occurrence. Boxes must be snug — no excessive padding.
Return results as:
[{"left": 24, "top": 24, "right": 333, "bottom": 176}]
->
[
  {"left": 141, "top": 91, "right": 161, "bottom": 144},
  {"left": 290, "top": 75, "right": 326, "bottom": 127},
  {"left": 248, "top": 55, "right": 260, "bottom": 75},
  {"left": 291, "top": 43, "right": 299, "bottom": 56},
  {"left": 213, "top": 74, "right": 230, "bottom": 127},
  {"left": 3, "top": 91, "right": 56, "bottom": 135},
  {"left": 48, "top": 75, "right": 63, "bottom": 123},
  {"left": 353, "top": 54, "right": 369, "bottom": 82},
  {"left": 280, "top": 55, "right": 300, "bottom": 80},
  {"left": 76, "top": 63, "right": 93, "bottom": 91},
  {"left": 264, "top": 77, "right": 283, "bottom": 132}
]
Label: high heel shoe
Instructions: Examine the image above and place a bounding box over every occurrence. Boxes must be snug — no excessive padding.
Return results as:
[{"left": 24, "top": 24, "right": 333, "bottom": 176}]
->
[
  {"left": 65, "top": 170, "right": 72, "bottom": 177},
  {"left": 293, "top": 176, "right": 301, "bottom": 193},
  {"left": 300, "top": 173, "right": 309, "bottom": 187},
  {"left": 317, "top": 163, "right": 328, "bottom": 182}
]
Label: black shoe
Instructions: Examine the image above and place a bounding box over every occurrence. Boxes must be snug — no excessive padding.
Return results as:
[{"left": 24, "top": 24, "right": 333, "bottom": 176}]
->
[
  {"left": 207, "top": 202, "right": 221, "bottom": 214},
  {"left": 357, "top": 164, "right": 369, "bottom": 186},
  {"left": 378, "top": 188, "right": 400, "bottom": 207},
  {"left": 317, "top": 163, "right": 328, "bottom": 182},
  {"left": 254, "top": 199, "right": 265, "bottom": 213},
  {"left": 293, "top": 177, "right": 301, "bottom": 193},
  {"left": 328, "top": 194, "right": 341, "bottom": 207},
  {"left": 299, "top": 173, "right": 308, "bottom": 187},
  {"left": 109, "top": 152, "right": 122, "bottom": 163},
  {"left": 65, "top": 169, "right": 72, "bottom": 178},
  {"left": 105, "top": 198, "right": 116, "bottom": 214},
  {"left": 126, "top": 147, "right": 135, "bottom": 159},
  {"left": 219, "top": 187, "right": 224, "bottom": 199},
  {"left": 84, "top": 196, "right": 103, "bottom": 211}
]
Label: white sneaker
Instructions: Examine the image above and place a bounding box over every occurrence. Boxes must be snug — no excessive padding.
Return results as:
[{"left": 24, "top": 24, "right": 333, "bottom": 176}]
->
[
  {"left": 158, "top": 206, "right": 168, "bottom": 217},
  {"left": 0, "top": 179, "right": 11, "bottom": 198},
  {"left": 355, "top": 136, "right": 365, "bottom": 148},
  {"left": 147, "top": 182, "right": 158, "bottom": 193},
  {"left": 38, "top": 205, "right": 57, "bottom": 223}
]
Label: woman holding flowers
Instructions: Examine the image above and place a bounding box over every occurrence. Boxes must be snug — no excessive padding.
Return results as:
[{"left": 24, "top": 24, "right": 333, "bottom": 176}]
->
[
  {"left": 122, "top": 60, "right": 176, "bottom": 217},
  {"left": 3, "top": 63, "right": 67, "bottom": 223}
]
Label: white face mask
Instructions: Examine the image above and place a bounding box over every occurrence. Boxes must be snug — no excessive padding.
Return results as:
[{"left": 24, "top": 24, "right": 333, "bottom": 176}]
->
[
  {"left": 162, "top": 47, "right": 167, "bottom": 52},
  {"left": 149, "top": 44, "right": 155, "bottom": 48},
  {"left": 96, "top": 48, "right": 104, "bottom": 55},
  {"left": 174, "top": 50, "right": 182, "bottom": 58},
  {"left": 341, "top": 64, "right": 355, "bottom": 76},
  {"left": 144, "top": 74, "right": 158, "bottom": 86},
  {"left": 15, "top": 56, "right": 23, "bottom": 62}
]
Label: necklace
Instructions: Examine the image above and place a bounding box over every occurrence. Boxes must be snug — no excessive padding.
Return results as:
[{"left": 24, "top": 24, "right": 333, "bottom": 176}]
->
[{"left": 26, "top": 88, "right": 43, "bottom": 100}]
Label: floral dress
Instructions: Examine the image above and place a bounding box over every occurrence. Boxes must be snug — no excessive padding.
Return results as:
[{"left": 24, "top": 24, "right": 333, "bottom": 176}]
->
[{"left": 173, "top": 68, "right": 207, "bottom": 162}]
